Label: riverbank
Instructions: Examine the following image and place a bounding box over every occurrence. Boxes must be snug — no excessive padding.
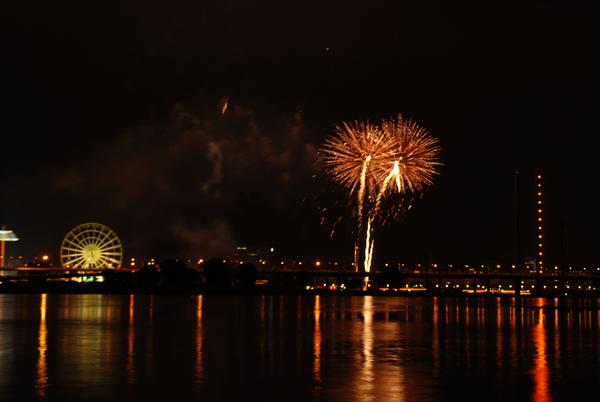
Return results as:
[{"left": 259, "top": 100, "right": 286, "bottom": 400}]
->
[{"left": 2, "top": 281, "right": 600, "bottom": 307}]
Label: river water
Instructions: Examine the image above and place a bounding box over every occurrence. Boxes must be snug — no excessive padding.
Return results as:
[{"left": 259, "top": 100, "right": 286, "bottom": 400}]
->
[{"left": 0, "top": 294, "right": 598, "bottom": 401}]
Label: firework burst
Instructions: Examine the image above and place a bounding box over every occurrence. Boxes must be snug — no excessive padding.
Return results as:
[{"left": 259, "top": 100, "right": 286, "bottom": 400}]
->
[
  {"left": 380, "top": 115, "right": 441, "bottom": 194},
  {"left": 321, "top": 121, "right": 395, "bottom": 198},
  {"left": 320, "top": 114, "right": 441, "bottom": 274}
]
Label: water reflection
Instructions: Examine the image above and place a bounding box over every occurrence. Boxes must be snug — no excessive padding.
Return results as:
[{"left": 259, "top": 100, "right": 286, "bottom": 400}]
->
[
  {"left": 147, "top": 295, "right": 154, "bottom": 362},
  {"left": 313, "top": 295, "right": 321, "bottom": 384},
  {"left": 36, "top": 293, "right": 48, "bottom": 399},
  {"left": 433, "top": 297, "right": 439, "bottom": 370},
  {"left": 496, "top": 299, "right": 503, "bottom": 369},
  {"left": 127, "top": 294, "right": 135, "bottom": 384},
  {"left": 196, "top": 295, "right": 203, "bottom": 382},
  {"left": 358, "top": 296, "right": 375, "bottom": 401},
  {"left": 532, "top": 307, "right": 551, "bottom": 402},
  {"left": 0, "top": 295, "right": 598, "bottom": 402}
]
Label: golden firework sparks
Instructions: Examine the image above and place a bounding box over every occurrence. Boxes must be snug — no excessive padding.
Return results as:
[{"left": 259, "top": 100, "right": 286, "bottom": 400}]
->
[{"left": 320, "top": 115, "right": 441, "bottom": 274}]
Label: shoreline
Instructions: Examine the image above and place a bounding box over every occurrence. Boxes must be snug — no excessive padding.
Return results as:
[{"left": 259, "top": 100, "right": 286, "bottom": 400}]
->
[{"left": 1, "top": 282, "right": 599, "bottom": 304}]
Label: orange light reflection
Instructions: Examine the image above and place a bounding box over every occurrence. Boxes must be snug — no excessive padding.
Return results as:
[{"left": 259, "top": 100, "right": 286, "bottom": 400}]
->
[
  {"left": 196, "top": 295, "right": 203, "bottom": 382},
  {"left": 36, "top": 294, "right": 48, "bottom": 399},
  {"left": 433, "top": 297, "right": 439, "bottom": 370},
  {"left": 358, "top": 296, "right": 375, "bottom": 402},
  {"left": 532, "top": 306, "right": 551, "bottom": 402},
  {"left": 127, "top": 294, "right": 135, "bottom": 384},
  {"left": 313, "top": 295, "right": 321, "bottom": 384}
]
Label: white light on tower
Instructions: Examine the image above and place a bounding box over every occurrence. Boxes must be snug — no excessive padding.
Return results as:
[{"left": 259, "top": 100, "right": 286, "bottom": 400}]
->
[{"left": 0, "top": 228, "right": 19, "bottom": 269}]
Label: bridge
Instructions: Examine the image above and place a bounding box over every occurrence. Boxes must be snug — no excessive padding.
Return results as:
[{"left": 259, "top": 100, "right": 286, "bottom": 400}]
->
[
  {"left": 258, "top": 270, "right": 600, "bottom": 296},
  {"left": 1, "top": 267, "right": 599, "bottom": 297}
]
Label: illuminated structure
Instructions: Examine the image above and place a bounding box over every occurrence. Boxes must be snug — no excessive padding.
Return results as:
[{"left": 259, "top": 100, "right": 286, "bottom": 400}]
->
[
  {"left": 233, "top": 245, "right": 267, "bottom": 263},
  {"left": 535, "top": 172, "right": 544, "bottom": 273},
  {"left": 60, "top": 223, "right": 123, "bottom": 269},
  {"left": 0, "top": 228, "right": 19, "bottom": 268}
]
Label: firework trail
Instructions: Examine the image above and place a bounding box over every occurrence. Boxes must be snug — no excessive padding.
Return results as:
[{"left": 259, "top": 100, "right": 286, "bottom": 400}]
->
[
  {"left": 364, "top": 218, "right": 374, "bottom": 275},
  {"left": 218, "top": 96, "right": 229, "bottom": 116},
  {"left": 372, "top": 160, "right": 400, "bottom": 219},
  {"left": 322, "top": 121, "right": 391, "bottom": 270},
  {"left": 355, "top": 155, "right": 371, "bottom": 268},
  {"left": 363, "top": 160, "right": 400, "bottom": 273},
  {"left": 321, "top": 115, "right": 441, "bottom": 275},
  {"left": 357, "top": 156, "right": 371, "bottom": 231}
]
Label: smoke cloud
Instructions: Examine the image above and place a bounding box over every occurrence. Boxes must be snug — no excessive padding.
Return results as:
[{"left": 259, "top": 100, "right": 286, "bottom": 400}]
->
[
  {"left": 52, "top": 101, "right": 321, "bottom": 259},
  {"left": 172, "top": 220, "right": 234, "bottom": 258}
]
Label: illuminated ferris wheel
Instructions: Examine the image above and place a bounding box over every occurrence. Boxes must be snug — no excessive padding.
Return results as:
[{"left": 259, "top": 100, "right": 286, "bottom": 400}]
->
[{"left": 60, "top": 223, "right": 123, "bottom": 269}]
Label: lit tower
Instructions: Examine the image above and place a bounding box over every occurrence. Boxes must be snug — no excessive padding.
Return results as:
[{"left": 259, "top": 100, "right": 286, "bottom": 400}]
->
[
  {"left": 535, "top": 172, "right": 544, "bottom": 273},
  {"left": 0, "top": 227, "right": 19, "bottom": 269}
]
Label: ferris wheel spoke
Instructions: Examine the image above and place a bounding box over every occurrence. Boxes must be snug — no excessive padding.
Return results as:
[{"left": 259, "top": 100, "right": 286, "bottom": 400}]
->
[
  {"left": 100, "top": 251, "right": 122, "bottom": 256},
  {"left": 74, "top": 226, "right": 103, "bottom": 245},
  {"left": 99, "top": 254, "right": 119, "bottom": 263},
  {"left": 98, "top": 228, "right": 115, "bottom": 244},
  {"left": 62, "top": 238, "right": 82, "bottom": 251},
  {"left": 100, "top": 256, "right": 122, "bottom": 262},
  {"left": 98, "top": 234, "right": 118, "bottom": 245},
  {"left": 62, "top": 248, "right": 83, "bottom": 255},
  {"left": 94, "top": 228, "right": 114, "bottom": 247},
  {"left": 98, "top": 256, "right": 117, "bottom": 267},
  {"left": 90, "top": 229, "right": 107, "bottom": 247},
  {"left": 100, "top": 255, "right": 120, "bottom": 267},
  {"left": 100, "top": 255, "right": 122, "bottom": 262},
  {"left": 68, "top": 233, "right": 93, "bottom": 250},
  {"left": 62, "top": 256, "right": 85, "bottom": 263},
  {"left": 98, "top": 244, "right": 122, "bottom": 252},
  {"left": 65, "top": 255, "right": 86, "bottom": 268},
  {"left": 61, "top": 246, "right": 86, "bottom": 253},
  {"left": 86, "top": 230, "right": 100, "bottom": 247},
  {"left": 69, "top": 228, "right": 92, "bottom": 245},
  {"left": 99, "top": 242, "right": 120, "bottom": 252},
  {"left": 63, "top": 253, "right": 86, "bottom": 263},
  {"left": 68, "top": 233, "right": 98, "bottom": 253}
]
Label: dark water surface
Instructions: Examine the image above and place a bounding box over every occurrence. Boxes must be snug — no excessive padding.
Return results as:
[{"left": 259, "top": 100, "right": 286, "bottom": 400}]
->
[{"left": 0, "top": 294, "right": 598, "bottom": 401}]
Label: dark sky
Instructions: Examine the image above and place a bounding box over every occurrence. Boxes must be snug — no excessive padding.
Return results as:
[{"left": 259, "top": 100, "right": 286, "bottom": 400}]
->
[{"left": 4, "top": 0, "right": 599, "bottom": 267}]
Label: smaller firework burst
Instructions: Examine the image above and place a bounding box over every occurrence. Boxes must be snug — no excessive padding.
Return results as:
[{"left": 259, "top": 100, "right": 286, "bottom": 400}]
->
[{"left": 379, "top": 115, "right": 441, "bottom": 195}]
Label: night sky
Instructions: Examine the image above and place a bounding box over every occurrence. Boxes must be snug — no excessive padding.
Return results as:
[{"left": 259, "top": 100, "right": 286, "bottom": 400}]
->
[{"left": 4, "top": 1, "right": 599, "bottom": 267}]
